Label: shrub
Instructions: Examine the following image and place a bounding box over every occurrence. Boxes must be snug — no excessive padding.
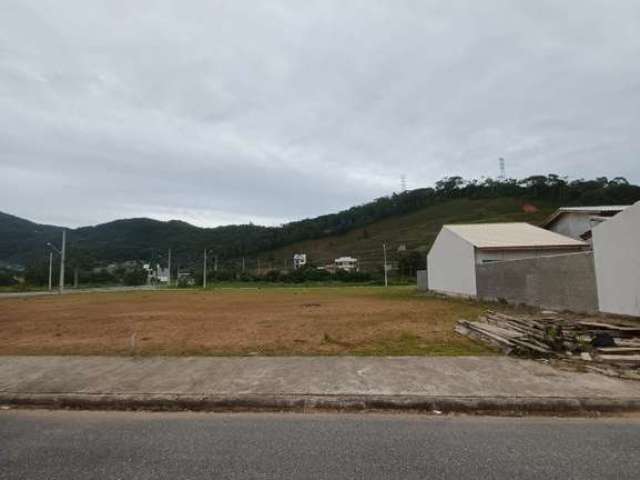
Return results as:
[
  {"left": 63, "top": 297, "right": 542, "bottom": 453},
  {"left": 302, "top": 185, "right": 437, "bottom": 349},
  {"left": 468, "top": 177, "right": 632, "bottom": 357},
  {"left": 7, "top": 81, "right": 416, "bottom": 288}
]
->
[
  {"left": 0, "top": 270, "right": 18, "bottom": 286},
  {"left": 123, "top": 268, "right": 147, "bottom": 286}
]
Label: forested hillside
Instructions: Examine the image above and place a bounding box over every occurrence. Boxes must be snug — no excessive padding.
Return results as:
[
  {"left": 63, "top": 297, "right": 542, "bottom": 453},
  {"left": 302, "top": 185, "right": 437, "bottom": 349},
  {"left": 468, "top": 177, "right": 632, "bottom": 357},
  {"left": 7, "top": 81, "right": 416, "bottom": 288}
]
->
[
  {"left": 1, "top": 175, "right": 639, "bottom": 278},
  {"left": 256, "top": 197, "right": 557, "bottom": 275},
  {"left": 0, "top": 212, "right": 62, "bottom": 268}
]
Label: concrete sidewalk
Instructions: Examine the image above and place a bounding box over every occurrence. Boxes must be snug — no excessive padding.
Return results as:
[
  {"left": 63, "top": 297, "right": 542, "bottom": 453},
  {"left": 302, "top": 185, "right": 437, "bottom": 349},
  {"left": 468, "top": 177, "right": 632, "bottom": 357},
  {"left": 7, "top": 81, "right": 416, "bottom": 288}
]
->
[{"left": 1, "top": 356, "right": 640, "bottom": 414}]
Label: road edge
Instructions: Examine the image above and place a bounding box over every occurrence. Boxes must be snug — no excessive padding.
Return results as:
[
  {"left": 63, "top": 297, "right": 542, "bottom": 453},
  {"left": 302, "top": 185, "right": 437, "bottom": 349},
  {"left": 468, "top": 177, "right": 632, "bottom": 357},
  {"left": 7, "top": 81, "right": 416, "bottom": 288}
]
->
[{"left": 2, "top": 393, "right": 640, "bottom": 416}]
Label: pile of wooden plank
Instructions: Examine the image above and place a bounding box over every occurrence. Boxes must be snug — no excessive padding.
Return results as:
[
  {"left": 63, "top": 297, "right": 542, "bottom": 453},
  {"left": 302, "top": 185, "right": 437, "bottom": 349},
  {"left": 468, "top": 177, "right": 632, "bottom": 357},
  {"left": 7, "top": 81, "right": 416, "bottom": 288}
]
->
[{"left": 456, "top": 311, "right": 640, "bottom": 380}]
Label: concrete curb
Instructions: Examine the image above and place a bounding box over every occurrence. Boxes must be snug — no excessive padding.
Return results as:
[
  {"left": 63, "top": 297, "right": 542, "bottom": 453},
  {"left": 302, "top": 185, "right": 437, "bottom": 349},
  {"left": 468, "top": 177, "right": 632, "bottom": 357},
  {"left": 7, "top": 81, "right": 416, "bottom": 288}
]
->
[{"left": 2, "top": 393, "right": 640, "bottom": 415}]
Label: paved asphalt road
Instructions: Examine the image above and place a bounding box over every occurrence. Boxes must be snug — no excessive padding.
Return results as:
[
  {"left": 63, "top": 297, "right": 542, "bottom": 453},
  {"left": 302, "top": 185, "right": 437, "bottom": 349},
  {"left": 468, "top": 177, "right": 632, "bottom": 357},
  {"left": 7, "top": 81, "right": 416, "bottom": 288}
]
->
[
  {"left": 0, "top": 285, "right": 158, "bottom": 299},
  {"left": 1, "top": 411, "right": 639, "bottom": 479}
]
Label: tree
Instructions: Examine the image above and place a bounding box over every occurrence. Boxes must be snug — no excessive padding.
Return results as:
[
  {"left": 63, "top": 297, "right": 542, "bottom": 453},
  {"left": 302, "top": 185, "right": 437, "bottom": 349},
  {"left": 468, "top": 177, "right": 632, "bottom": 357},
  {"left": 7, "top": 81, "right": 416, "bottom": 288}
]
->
[
  {"left": 24, "top": 261, "right": 50, "bottom": 286},
  {"left": 123, "top": 267, "right": 147, "bottom": 286},
  {"left": 435, "top": 176, "right": 465, "bottom": 195},
  {"left": 609, "top": 176, "right": 629, "bottom": 186},
  {"left": 0, "top": 270, "right": 17, "bottom": 286},
  {"left": 397, "top": 251, "right": 425, "bottom": 278}
]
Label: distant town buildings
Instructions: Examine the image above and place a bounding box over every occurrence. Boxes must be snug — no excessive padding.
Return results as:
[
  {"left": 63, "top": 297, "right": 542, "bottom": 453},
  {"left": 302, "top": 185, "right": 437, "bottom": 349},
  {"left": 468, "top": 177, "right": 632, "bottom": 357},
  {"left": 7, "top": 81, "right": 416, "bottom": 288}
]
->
[
  {"left": 334, "top": 256, "right": 359, "bottom": 272},
  {"left": 156, "top": 266, "right": 170, "bottom": 283},
  {"left": 143, "top": 263, "right": 170, "bottom": 284},
  {"left": 541, "top": 205, "right": 629, "bottom": 242},
  {"left": 177, "top": 271, "right": 195, "bottom": 286},
  {"left": 314, "top": 256, "right": 360, "bottom": 273},
  {"left": 293, "top": 253, "right": 307, "bottom": 270}
]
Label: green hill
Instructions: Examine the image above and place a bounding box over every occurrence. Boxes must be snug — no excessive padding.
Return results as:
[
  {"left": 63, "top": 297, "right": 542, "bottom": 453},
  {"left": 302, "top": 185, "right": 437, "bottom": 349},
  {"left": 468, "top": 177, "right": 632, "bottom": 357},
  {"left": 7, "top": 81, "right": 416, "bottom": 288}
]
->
[
  {"left": 254, "top": 197, "right": 555, "bottom": 273},
  {"left": 1, "top": 175, "right": 639, "bottom": 279},
  {"left": 0, "top": 212, "right": 61, "bottom": 269}
]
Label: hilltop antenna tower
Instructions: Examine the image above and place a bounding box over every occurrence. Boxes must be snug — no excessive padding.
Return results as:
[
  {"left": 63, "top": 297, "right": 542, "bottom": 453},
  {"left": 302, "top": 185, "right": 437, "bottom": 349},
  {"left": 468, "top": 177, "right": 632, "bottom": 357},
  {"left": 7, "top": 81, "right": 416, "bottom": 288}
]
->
[{"left": 499, "top": 158, "right": 505, "bottom": 180}]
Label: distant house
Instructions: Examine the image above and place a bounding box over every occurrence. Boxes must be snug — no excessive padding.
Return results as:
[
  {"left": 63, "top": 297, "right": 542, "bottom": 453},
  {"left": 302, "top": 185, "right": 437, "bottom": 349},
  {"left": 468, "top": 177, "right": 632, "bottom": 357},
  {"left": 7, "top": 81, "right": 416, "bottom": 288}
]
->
[
  {"left": 542, "top": 206, "right": 629, "bottom": 241},
  {"left": 177, "top": 271, "right": 195, "bottom": 286},
  {"left": 293, "top": 253, "right": 307, "bottom": 270},
  {"left": 592, "top": 201, "right": 640, "bottom": 317},
  {"left": 335, "top": 256, "right": 359, "bottom": 272},
  {"left": 143, "top": 263, "right": 169, "bottom": 283},
  {"left": 156, "top": 266, "right": 170, "bottom": 283},
  {"left": 427, "top": 223, "right": 587, "bottom": 297}
]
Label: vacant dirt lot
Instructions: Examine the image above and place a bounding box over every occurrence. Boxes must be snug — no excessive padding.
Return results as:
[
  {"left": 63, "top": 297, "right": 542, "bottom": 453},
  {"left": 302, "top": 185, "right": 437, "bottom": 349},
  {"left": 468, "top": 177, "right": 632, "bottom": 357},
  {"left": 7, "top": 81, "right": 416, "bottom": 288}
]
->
[{"left": 0, "top": 287, "right": 492, "bottom": 356}]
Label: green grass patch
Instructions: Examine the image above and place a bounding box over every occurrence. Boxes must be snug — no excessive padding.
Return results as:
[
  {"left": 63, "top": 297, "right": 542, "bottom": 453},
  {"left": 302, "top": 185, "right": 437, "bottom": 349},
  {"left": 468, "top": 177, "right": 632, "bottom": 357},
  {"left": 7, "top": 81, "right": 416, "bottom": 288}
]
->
[{"left": 353, "top": 332, "right": 493, "bottom": 356}]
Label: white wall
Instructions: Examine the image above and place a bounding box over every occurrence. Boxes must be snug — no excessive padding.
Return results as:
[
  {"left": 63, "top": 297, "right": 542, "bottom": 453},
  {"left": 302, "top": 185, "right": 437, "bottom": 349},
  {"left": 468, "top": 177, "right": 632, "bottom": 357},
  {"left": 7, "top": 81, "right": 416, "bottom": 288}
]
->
[
  {"left": 548, "top": 214, "right": 592, "bottom": 240},
  {"left": 592, "top": 202, "right": 640, "bottom": 317},
  {"left": 475, "top": 248, "right": 585, "bottom": 264},
  {"left": 427, "top": 227, "right": 476, "bottom": 296}
]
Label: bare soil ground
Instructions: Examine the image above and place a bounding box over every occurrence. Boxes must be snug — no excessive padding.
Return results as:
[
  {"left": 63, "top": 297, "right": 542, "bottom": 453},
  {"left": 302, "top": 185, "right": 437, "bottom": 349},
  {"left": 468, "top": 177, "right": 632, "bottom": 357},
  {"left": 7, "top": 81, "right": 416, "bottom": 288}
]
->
[{"left": 0, "top": 287, "right": 493, "bottom": 356}]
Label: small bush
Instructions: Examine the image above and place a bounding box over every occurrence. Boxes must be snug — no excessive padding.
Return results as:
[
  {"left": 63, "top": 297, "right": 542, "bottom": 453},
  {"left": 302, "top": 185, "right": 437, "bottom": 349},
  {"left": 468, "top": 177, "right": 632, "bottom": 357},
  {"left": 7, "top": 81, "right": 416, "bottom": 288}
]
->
[
  {"left": 123, "top": 268, "right": 147, "bottom": 286},
  {"left": 0, "top": 271, "right": 18, "bottom": 287}
]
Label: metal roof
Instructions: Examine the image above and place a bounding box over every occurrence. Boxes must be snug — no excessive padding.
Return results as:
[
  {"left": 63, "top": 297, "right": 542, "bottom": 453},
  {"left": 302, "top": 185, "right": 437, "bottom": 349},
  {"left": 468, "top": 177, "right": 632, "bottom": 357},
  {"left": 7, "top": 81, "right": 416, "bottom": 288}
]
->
[
  {"left": 541, "top": 205, "right": 629, "bottom": 227},
  {"left": 335, "top": 256, "right": 357, "bottom": 262},
  {"left": 444, "top": 222, "right": 587, "bottom": 250}
]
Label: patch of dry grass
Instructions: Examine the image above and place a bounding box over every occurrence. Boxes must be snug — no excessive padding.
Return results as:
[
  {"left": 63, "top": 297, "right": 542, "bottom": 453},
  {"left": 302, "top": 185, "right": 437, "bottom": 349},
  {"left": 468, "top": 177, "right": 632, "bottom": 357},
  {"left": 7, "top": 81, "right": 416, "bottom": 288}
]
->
[{"left": 0, "top": 286, "right": 493, "bottom": 356}]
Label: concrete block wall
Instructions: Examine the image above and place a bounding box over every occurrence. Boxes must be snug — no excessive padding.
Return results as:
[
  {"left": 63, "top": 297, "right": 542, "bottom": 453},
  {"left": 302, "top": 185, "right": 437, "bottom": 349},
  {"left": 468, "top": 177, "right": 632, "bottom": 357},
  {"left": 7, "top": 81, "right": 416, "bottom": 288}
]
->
[
  {"left": 416, "top": 270, "right": 428, "bottom": 291},
  {"left": 476, "top": 252, "right": 599, "bottom": 313}
]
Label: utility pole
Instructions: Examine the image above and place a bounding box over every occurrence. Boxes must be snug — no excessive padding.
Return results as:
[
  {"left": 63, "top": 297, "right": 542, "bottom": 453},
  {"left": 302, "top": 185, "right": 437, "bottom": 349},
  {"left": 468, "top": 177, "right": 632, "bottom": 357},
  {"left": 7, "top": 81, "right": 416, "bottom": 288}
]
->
[
  {"left": 242, "top": 256, "right": 245, "bottom": 273},
  {"left": 383, "top": 243, "right": 388, "bottom": 288},
  {"left": 167, "top": 248, "right": 172, "bottom": 287},
  {"left": 214, "top": 254, "right": 218, "bottom": 272},
  {"left": 59, "top": 229, "right": 66, "bottom": 294},
  {"left": 203, "top": 249, "right": 207, "bottom": 289},
  {"left": 48, "top": 252, "right": 53, "bottom": 291}
]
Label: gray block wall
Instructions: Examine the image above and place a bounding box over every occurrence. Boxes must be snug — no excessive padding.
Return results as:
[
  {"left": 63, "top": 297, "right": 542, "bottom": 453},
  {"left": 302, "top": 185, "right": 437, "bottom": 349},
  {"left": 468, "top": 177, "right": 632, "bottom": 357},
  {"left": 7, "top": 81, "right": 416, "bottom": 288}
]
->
[
  {"left": 416, "top": 270, "right": 428, "bottom": 291},
  {"left": 476, "top": 252, "right": 599, "bottom": 313}
]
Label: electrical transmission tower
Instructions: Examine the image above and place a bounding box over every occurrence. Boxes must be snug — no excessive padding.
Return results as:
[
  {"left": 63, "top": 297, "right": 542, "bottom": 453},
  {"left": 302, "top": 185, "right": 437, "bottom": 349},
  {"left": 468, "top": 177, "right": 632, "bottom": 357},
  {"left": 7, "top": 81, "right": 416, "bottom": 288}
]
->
[
  {"left": 499, "top": 158, "right": 505, "bottom": 180},
  {"left": 400, "top": 174, "right": 407, "bottom": 193}
]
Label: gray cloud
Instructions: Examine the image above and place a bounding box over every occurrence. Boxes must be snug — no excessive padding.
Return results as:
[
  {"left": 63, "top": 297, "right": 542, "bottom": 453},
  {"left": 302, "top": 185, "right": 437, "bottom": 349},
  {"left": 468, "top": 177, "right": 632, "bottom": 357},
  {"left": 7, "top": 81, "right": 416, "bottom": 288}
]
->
[{"left": 1, "top": 0, "right": 639, "bottom": 227}]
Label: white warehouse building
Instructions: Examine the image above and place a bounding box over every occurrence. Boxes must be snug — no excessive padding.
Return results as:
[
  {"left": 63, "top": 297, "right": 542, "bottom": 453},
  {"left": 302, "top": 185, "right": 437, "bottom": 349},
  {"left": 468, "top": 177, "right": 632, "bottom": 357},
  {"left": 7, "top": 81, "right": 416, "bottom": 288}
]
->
[
  {"left": 592, "top": 201, "right": 640, "bottom": 317},
  {"left": 427, "top": 223, "right": 587, "bottom": 297},
  {"left": 541, "top": 205, "right": 629, "bottom": 241}
]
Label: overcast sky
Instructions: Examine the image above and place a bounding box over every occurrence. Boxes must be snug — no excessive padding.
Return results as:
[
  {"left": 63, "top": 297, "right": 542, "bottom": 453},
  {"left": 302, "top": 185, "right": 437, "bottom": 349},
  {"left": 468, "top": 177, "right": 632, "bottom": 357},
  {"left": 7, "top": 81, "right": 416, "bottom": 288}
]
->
[{"left": 1, "top": 1, "right": 639, "bottom": 228}]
